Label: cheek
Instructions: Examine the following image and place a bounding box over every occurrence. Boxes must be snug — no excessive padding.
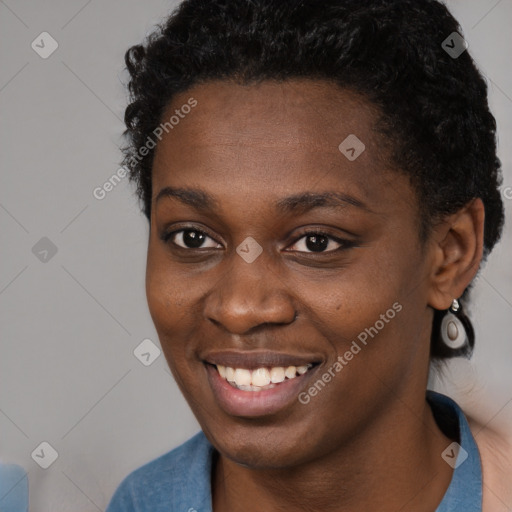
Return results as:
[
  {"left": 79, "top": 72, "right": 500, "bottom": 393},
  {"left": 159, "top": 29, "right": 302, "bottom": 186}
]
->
[
  {"left": 145, "top": 242, "right": 218, "bottom": 370},
  {"left": 145, "top": 246, "right": 191, "bottom": 346},
  {"left": 296, "top": 245, "right": 423, "bottom": 369},
  {"left": 145, "top": 257, "right": 203, "bottom": 389},
  {"left": 296, "top": 260, "right": 403, "bottom": 334},
  {"left": 146, "top": 235, "right": 197, "bottom": 315}
]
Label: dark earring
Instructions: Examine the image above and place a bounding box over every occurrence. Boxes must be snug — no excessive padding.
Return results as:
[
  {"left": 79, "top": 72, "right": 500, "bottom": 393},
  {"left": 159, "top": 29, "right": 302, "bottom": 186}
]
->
[{"left": 440, "top": 299, "right": 474, "bottom": 355}]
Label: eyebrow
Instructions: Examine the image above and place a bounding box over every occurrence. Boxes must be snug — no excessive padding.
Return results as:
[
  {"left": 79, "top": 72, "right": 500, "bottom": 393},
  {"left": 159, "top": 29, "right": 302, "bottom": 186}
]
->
[
  {"left": 275, "top": 191, "right": 368, "bottom": 214},
  {"left": 155, "top": 186, "right": 220, "bottom": 212},
  {"left": 155, "top": 186, "right": 369, "bottom": 214}
]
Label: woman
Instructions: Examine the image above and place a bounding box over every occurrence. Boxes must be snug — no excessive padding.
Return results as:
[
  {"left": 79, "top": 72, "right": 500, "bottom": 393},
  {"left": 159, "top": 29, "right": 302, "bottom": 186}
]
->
[{"left": 106, "top": 0, "right": 507, "bottom": 510}]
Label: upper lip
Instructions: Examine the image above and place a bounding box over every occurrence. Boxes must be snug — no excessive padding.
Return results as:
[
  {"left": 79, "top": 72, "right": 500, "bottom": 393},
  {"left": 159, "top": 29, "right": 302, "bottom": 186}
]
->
[{"left": 203, "top": 350, "right": 323, "bottom": 369}]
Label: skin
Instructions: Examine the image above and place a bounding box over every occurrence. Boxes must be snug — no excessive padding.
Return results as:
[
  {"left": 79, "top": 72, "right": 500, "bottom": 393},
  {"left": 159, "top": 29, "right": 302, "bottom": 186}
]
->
[
  {"left": 469, "top": 416, "right": 512, "bottom": 510},
  {"left": 146, "top": 79, "right": 485, "bottom": 511}
]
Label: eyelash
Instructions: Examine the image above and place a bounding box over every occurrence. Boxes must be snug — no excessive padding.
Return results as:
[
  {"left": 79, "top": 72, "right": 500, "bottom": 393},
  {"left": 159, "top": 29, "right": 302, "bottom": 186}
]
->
[{"left": 161, "top": 227, "right": 354, "bottom": 254}]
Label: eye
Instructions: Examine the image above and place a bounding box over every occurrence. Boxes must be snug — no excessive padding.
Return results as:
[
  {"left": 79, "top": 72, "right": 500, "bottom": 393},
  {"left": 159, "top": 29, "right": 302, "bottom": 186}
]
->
[
  {"left": 287, "top": 232, "right": 348, "bottom": 253},
  {"left": 164, "top": 229, "right": 222, "bottom": 249}
]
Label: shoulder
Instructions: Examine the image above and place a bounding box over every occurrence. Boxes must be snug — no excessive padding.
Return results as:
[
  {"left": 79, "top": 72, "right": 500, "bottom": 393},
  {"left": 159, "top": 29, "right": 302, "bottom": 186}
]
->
[
  {"left": 467, "top": 416, "right": 512, "bottom": 512},
  {"left": 427, "top": 390, "right": 483, "bottom": 511},
  {"left": 105, "top": 431, "right": 214, "bottom": 512},
  {"left": 428, "top": 390, "right": 512, "bottom": 511}
]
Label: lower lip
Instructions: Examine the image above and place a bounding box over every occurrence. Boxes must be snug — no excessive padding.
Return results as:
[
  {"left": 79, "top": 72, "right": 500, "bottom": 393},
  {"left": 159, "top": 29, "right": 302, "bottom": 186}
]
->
[{"left": 205, "top": 364, "right": 318, "bottom": 417}]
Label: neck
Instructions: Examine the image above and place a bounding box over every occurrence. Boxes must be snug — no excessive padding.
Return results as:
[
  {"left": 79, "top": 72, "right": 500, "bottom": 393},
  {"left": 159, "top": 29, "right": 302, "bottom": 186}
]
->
[{"left": 212, "top": 392, "right": 455, "bottom": 512}]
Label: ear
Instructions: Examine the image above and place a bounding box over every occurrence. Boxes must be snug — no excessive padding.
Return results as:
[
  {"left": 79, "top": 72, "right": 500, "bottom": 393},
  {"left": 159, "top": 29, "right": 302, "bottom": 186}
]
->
[{"left": 427, "top": 198, "right": 485, "bottom": 310}]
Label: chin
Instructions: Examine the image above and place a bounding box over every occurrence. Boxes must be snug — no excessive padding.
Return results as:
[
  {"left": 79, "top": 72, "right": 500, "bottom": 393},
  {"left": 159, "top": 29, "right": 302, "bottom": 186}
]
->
[{"left": 204, "top": 419, "right": 318, "bottom": 470}]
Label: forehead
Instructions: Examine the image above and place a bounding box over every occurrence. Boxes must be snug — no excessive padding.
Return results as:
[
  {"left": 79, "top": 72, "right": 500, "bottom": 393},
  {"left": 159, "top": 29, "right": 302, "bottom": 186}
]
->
[
  {"left": 151, "top": 79, "right": 409, "bottom": 214},
  {"left": 155, "top": 79, "right": 381, "bottom": 157}
]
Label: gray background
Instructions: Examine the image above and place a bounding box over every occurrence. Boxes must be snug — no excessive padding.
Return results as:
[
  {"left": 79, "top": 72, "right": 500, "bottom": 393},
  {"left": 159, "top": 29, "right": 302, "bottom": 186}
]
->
[{"left": 0, "top": 0, "right": 511, "bottom": 510}]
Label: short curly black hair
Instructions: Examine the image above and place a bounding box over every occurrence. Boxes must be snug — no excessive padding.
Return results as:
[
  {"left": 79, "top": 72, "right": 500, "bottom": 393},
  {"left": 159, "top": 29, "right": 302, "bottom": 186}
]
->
[{"left": 122, "top": 0, "right": 504, "bottom": 360}]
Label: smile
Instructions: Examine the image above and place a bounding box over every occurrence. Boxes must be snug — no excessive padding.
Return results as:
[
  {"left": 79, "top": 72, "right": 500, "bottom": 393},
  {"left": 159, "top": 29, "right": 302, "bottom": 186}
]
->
[{"left": 215, "top": 364, "right": 314, "bottom": 391}]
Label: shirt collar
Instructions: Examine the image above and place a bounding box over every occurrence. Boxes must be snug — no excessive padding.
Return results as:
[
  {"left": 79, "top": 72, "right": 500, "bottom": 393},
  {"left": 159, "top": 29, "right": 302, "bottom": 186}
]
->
[{"left": 427, "top": 390, "right": 483, "bottom": 511}]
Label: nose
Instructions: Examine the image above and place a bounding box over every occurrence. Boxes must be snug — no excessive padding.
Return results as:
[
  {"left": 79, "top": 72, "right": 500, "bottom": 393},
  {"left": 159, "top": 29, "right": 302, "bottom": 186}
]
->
[{"left": 203, "top": 249, "right": 297, "bottom": 335}]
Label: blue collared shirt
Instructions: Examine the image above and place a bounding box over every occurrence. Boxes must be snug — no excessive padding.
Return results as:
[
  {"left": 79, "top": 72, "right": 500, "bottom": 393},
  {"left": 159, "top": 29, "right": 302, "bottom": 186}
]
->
[{"left": 106, "top": 391, "right": 482, "bottom": 511}]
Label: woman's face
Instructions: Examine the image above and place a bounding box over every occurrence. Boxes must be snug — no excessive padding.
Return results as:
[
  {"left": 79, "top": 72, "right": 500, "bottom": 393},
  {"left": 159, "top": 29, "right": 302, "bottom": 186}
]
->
[{"left": 147, "top": 79, "right": 437, "bottom": 468}]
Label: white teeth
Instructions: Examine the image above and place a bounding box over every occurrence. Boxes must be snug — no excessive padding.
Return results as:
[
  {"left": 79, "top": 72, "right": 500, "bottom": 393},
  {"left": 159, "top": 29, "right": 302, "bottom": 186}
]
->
[
  {"left": 270, "top": 366, "right": 285, "bottom": 383},
  {"left": 217, "top": 365, "right": 226, "bottom": 379},
  {"left": 216, "top": 363, "right": 314, "bottom": 390},
  {"left": 284, "top": 366, "right": 297, "bottom": 379},
  {"left": 225, "top": 366, "right": 235, "bottom": 382},
  {"left": 297, "top": 365, "right": 308, "bottom": 375},
  {"left": 234, "top": 368, "right": 252, "bottom": 386},
  {"left": 252, "top": 368, "right": 271, "bottom": 387}
]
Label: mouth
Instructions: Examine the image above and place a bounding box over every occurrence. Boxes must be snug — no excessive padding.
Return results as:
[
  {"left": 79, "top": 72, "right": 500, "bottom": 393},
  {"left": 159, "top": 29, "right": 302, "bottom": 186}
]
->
[
  {"left": 212, "top": 363, "right": 315, "bottom": 391},
  {"left": 202, "top": 351, "right": 322, "bottom": 417}
]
